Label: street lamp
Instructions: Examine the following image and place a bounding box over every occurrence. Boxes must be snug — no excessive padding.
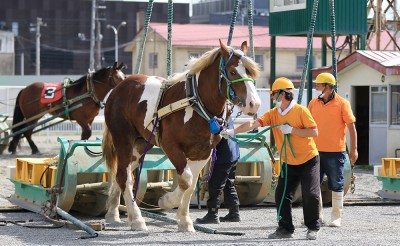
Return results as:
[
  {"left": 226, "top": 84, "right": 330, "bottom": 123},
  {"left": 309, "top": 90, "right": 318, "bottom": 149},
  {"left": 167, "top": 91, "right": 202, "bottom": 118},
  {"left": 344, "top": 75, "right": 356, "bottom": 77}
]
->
[{"left": 107, "top": 21, "right": 127, "bottom": 62}]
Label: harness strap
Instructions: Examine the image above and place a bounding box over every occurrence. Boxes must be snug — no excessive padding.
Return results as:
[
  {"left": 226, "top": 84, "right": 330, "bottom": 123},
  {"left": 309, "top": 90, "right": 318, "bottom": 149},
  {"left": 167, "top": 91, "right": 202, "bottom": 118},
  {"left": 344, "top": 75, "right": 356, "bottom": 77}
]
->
[
  {"left": 157, "top": 98, "right": 192, "bottom": 119},
  {"left": 144, "top": 79, "right": 174, "bottom": 146},
  {"left": 186, "top": 74, "right": 214, "bottom": 121},
  {"left": 62, "top": 81, "right": 70, "bottom": 120}
]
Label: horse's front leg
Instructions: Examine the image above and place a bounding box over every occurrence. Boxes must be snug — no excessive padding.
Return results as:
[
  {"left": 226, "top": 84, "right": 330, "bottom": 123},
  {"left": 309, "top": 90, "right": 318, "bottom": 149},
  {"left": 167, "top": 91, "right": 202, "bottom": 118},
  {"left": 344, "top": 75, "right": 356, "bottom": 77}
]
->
[
  {"left": 177, "top": 160, "right": 209, "bottom": 232},
  {"left": 80, "top": 125, "right": 92, "bottom": 140},
  {"left": 24, "top": 129, "right": 40, "bottom": 154}
]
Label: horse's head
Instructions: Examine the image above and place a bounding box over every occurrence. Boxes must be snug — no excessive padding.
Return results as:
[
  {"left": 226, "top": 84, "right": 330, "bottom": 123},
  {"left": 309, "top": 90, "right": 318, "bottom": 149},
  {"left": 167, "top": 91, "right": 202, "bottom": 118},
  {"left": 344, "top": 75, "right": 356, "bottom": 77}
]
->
[
  {"left": 108, "top": 62, "right": 127, "bottom": 87},
  {"left": 218, "top": 40, "right": 261, "bottom": 116}
]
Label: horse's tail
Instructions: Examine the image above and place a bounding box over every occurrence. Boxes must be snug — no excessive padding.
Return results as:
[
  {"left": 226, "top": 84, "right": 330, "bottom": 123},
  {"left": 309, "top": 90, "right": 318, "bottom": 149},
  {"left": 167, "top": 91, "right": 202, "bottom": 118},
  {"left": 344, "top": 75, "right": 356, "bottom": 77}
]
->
[
  {"left": 12, "top": 90, "right": 25, "bottom": 134},
  {"left": 102, "top": 124, "right": 117, "bottom": 176}
]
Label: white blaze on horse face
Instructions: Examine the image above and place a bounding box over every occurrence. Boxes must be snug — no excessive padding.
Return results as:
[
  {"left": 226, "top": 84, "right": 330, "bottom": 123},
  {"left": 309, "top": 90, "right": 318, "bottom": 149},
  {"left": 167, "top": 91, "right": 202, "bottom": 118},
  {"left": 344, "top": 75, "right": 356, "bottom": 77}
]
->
[
  {"left": 243, "top": 80, "right": 261, "bottom": 115},
  {"left": 236, "top": 63, "right": 261, "bottom": 115},
  {"left": 139, "top": 76, "right": 162, "bottom": 129}
]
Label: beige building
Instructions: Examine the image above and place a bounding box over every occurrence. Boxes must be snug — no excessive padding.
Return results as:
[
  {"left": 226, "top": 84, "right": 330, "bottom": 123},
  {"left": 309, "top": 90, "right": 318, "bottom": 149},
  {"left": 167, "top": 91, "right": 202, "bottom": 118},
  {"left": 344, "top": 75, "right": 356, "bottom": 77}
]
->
[
  {"left": 313, "top": 51, "right": 400, "bottom": 165},
  {"left": 124, "top": 23, "right": 349, "bottom": 88},
  {"left": 0, "top": 30, "right": 15, "bottom": 75}
]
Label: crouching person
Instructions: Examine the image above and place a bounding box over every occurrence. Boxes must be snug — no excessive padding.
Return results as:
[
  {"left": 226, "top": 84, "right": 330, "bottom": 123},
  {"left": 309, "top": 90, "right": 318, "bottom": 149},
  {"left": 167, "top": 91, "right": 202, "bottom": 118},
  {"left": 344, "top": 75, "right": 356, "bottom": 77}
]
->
[{"left": 195, "top": 116, "right": 241, "bottom": 224}]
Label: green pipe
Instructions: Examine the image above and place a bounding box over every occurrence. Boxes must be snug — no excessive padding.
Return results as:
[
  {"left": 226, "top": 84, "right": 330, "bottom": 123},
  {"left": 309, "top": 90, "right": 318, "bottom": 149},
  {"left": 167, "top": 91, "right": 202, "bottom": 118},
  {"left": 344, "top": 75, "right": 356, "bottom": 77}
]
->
[
  {"left": 140, "top": 210, "right": 244, "bottom": 236},
  {"left": 56, "top": 207, "right": 98, "bottom": 239}
]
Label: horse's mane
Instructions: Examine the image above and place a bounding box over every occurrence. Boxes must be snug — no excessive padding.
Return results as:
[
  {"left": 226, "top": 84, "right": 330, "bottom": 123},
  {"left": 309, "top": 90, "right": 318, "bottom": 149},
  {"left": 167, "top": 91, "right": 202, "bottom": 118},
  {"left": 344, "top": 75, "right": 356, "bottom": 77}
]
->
[
  {"left": 71, "top": 66, "right": 109, "bottom": 93},
  {"left": 169, "top": 46, "right": 260, "bottom": 83}
]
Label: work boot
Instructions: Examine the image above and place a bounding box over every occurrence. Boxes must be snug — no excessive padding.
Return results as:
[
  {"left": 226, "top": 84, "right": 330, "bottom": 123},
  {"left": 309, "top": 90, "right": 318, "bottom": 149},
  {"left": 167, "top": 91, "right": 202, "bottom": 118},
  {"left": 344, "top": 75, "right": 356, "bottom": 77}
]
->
[
  {"left": 220, "top": 205, "right": 241, "bottom": 222},
  {"left": 195, "top": 208, "right": 219, "bottom": 224},
  {"left": 330, "top": 191, "right": 344, "bottom": 227},
  {"left": 267, "top": 227, "right": 293, "bottom": 239}
]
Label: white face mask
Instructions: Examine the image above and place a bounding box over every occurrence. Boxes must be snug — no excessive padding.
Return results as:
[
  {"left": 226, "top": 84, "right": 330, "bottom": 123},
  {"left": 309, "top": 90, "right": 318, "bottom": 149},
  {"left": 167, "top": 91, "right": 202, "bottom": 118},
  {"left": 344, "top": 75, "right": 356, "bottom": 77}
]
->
[
  {"left": 318, "top": 86, "right": 326, "bottom": 98},
  {"left": 273, "top": 91, "right": 283, "bottom": 108},
  {"left": 274, "top": 99, "right": 283, "bottom": 108}
]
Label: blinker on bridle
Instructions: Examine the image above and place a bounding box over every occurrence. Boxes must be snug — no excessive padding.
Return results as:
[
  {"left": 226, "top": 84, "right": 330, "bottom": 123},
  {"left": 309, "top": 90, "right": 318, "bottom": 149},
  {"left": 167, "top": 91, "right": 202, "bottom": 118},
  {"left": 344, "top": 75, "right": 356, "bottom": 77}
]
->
[{"left": 218, "top": 49, "right": 255, "bottom": 102}]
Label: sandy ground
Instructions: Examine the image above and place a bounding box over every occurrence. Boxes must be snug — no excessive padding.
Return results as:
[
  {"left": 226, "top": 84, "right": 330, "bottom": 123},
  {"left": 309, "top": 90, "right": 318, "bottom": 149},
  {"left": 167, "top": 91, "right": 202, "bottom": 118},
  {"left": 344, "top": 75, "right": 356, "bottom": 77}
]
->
[{"left": 1, "top": 137, "right": 400, "bottom": 245}]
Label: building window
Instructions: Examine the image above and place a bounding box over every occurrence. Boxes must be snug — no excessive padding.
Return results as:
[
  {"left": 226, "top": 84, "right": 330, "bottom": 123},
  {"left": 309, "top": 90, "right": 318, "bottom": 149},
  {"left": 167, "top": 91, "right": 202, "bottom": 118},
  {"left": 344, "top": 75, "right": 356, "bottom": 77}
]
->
[
  {"left": 391, "top": 85, "right": 400, "bottom": 125},
  {"left": 149, "top": 53, "right": 158, "bottom": 69},
  {"left": 188, "top": 52, "right": 202, "bottom": 59},
  {"left": 371, "top": 86, "right": 387, "bottom": 125},
  {"left": 254, "top": 54, "right": 264, "bottom": 70},
  {"left": 296, "top": 55, "right": 315, "bottom": 70},
  {"left": 270, "top": 0, "right": 306, "bottom": 13}
]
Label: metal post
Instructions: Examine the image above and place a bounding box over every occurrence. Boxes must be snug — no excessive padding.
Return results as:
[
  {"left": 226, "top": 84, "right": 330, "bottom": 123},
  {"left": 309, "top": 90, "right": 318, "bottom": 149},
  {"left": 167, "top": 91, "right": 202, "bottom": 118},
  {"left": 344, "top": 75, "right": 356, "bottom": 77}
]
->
[
  {"left": 96, "top": 20, "right": 102, "bottom": 69},
  {"left": 90, "top": 0, "right": 96, "bottom": 71},
  {"left": 107, "top": 21, "right": 126, "bottom": 62},
  {"left": 20, "top": 52, "right": 24, "bottom": 75},
  {"left": 35, "top": 17, "right": 46, "bottom": 75}
]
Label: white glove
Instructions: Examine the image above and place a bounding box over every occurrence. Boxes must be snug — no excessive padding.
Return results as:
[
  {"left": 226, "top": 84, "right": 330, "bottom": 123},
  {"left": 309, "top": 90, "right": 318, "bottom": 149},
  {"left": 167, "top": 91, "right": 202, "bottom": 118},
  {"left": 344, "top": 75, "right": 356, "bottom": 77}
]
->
[
  {"left": 279, "top": 124, "right": 293, "bottom": 135},
  {"left": 221, "top": 129, "right": 234, "bottom": 139}
]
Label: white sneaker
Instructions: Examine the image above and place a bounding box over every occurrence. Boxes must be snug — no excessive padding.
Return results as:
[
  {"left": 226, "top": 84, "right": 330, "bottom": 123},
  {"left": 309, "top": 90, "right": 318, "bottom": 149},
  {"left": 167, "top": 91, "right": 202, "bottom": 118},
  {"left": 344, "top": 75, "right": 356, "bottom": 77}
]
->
[{"left": 306, "top": 229, "right": 319, "bottom": 240}]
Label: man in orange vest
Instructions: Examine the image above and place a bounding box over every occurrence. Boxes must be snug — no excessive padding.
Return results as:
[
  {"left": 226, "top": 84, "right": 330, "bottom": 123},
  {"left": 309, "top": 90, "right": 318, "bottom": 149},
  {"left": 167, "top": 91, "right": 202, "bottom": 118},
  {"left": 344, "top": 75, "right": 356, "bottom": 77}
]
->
[
  {"left": 308, "top": 72, "right": 358, "bottom": 227},
  {"left": 222, "top": 77, "right": 321, "bottom": 240}
]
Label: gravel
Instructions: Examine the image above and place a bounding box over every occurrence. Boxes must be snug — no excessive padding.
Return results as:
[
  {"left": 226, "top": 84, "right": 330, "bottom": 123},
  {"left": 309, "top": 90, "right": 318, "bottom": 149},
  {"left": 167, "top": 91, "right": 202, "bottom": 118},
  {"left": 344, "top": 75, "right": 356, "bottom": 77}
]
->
[{"left": 1, "top": 140, "right": 400, "bottom": 245}]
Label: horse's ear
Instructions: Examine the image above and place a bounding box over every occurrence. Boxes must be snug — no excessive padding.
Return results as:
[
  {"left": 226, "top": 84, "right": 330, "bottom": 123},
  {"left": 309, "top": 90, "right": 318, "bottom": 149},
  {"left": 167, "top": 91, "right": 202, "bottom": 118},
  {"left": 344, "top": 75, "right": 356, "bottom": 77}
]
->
[
  {"left": 241, "top": 41, "right": 248, "bottom": 55},
  {"left": 219, "top": 39, "right": 230, "bottom": 59},
  {"left": 113, "top": 62, "right": 118, "bottom": 69},
  {"left": 118, "top": 63, "right": 126, "bottom": 70}
]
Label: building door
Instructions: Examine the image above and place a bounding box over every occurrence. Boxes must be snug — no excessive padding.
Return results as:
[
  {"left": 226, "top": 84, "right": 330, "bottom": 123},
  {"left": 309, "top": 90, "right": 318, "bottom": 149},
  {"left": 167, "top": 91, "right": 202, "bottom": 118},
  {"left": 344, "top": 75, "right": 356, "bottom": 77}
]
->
[
  {"left": 354, "top": 86, "right": 369, "bottom": 165},
  {"left": 369, "top": 86, "right": 388, "bottom": 165}
]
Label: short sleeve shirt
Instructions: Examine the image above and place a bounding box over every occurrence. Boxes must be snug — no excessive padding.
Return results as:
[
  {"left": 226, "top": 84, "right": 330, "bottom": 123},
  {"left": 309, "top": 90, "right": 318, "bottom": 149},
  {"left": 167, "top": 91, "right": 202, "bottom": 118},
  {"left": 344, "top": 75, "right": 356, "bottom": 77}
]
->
[
  {"left": 308, "top": 93, "right": 356, "bottom": 152},
  {"left": 257, "top": 104, "right": 319, "bottom": 165}
]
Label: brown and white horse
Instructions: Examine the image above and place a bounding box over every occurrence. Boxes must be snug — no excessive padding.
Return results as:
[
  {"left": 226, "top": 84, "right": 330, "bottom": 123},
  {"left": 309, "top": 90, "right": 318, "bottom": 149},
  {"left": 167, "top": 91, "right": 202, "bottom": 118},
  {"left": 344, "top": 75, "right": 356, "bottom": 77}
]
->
[{"left": 102, "top": 40, "right": 260, "bottom": 232}]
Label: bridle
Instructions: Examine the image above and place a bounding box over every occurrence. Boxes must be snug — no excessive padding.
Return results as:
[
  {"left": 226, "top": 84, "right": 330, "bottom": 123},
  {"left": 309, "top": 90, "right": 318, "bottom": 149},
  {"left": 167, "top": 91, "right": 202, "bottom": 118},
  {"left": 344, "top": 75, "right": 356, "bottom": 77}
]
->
[
  {"left": 92, "top": 66, "right": 124, "bottom": 89},
  {"left": 218, "top": 49, "right": 255, "bottom": 103}
]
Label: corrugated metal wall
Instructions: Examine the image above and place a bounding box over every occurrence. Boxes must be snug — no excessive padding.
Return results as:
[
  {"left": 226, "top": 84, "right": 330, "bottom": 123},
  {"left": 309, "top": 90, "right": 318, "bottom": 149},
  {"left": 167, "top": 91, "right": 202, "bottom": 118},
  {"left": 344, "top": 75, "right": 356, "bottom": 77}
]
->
[{"left": 270, "top": 0, "right": 367, "bottom": 36}]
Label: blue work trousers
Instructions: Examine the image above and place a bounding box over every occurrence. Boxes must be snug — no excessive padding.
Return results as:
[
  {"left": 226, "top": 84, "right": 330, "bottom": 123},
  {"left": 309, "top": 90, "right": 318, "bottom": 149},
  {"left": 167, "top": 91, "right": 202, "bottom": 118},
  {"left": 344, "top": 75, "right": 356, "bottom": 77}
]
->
[{"left": 319, "top": 152, "right": 346, "bottom": 192}]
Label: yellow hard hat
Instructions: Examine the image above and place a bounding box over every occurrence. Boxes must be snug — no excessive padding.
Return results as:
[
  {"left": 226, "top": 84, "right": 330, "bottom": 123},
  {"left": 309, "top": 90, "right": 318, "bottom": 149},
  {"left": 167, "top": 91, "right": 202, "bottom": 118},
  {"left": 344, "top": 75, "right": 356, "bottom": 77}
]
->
[
  {"left": 270, "top": 77, "right": 294, "bottom": 94},
  {"left": 314, "top": 72, "right": 336, "bottom": 85}
]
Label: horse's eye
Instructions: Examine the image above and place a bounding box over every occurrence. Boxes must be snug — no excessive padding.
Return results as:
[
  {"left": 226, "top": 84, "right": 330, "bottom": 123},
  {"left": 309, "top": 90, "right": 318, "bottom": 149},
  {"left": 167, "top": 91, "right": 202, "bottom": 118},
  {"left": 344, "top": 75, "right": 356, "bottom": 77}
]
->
[{"left": 230, "top": 71, "right": 237, "bottom": 76}]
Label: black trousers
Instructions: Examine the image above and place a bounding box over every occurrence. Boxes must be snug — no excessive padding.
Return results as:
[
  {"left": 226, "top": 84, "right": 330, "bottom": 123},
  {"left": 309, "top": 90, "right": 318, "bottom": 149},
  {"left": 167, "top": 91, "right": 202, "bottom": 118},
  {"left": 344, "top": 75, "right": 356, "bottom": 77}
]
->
[
  {"left": 275, "top": 155, "right": 321, "bottom": 232},
  {"left": 207, "top": 161, "right": 239, "bottom": 208}
]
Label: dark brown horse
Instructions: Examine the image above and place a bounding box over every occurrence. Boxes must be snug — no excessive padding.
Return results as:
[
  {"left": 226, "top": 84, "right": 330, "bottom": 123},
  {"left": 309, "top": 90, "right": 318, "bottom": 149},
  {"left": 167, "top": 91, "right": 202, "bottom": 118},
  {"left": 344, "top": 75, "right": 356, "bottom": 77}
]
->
[
  {"left": 102, "top": 40, "right": 261, "bottom": 232},
  {"left": 8, "top": 62, "right": 126, "bottom": 154}
]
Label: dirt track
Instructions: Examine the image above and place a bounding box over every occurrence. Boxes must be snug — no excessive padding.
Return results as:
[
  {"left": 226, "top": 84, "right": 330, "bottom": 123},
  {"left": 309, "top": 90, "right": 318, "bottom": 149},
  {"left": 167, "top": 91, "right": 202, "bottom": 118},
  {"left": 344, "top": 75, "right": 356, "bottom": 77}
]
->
[{"left": 1, "top": 140, "right": 400, "bottom": 245}]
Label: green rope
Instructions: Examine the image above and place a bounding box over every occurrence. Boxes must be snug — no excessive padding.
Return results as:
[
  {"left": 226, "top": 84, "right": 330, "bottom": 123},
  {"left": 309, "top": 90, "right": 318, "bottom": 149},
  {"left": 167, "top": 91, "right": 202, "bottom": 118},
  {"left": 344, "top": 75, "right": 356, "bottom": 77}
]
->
[
  {"left": 297, "top": 0, "right": 319, "bottom": 104},
  {"left": 166, "top": 0, "right": 173, "bottom": 77},
  {"left": 247, "top": 0, "right": 255, "bottom": 60},
  {"left": 230, "top": 124, "right": 281, "bottom": 144},
  {"left": 329, "top": 0, "right": 338, "bottom": 91},
  {"left": 134, "top": 0, "right": 154, "bottom": 74},
  {"left": 276, "top": 133, "right": 296, "bottom": 222},
  {"left": 227, "top": 0, "right": 240, "bottom": 46}
]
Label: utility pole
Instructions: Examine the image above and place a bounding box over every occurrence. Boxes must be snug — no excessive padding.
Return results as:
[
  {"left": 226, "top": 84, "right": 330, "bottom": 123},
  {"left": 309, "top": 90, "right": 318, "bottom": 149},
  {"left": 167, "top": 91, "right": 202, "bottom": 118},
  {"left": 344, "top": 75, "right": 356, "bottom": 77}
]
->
[
  {"left": 89, "top": 0, "right": 96, "bottom": 71},
  {"left": 34, "top": 17, "right": 46, "bottom": 75}
]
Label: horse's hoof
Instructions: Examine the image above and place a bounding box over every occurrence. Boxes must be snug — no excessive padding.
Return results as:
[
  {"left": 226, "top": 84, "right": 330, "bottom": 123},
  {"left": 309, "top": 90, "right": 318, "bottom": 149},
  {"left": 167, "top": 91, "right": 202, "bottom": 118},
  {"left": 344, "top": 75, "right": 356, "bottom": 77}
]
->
[
  {"left": 130, "top": 221, "right": 148, "bottom": 231},
  {"left": 105, "top": 214, "right": 122, "bottom": 224},
  {"left": 178, "top": 223, "right": 195, "bottom": 232},
  {"left": 32, "top": 150, "right": 40, "bottom": 155}
]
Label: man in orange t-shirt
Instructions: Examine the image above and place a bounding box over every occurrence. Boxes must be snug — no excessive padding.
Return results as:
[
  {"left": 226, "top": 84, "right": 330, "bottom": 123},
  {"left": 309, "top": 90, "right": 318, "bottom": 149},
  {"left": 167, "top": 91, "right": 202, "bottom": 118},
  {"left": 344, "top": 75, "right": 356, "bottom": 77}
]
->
[
  {"left": 222, "top": 77, "right": 321, "bottom": 240},
  {"left": 308, "top": 72, "right": 358, "bottom": 227}
]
